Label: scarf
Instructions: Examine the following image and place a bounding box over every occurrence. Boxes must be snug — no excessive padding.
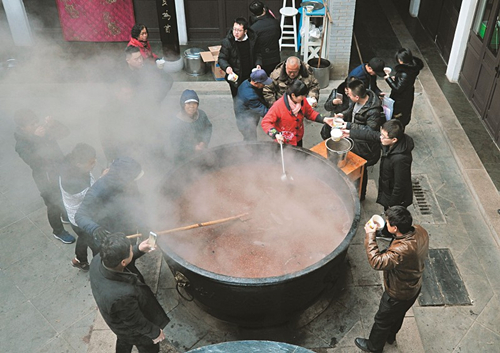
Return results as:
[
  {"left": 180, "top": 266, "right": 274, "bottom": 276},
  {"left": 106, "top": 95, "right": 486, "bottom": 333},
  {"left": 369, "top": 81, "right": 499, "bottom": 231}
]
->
[{"left": 287, "top": 96, "right": 302, "bottom": 116}]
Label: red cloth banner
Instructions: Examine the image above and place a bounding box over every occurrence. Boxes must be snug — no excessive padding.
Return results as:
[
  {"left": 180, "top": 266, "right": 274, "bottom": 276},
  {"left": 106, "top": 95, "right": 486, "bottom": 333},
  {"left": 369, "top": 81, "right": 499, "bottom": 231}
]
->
[{"left": 56, "top": 0, "right": 136, "bottom": 42}]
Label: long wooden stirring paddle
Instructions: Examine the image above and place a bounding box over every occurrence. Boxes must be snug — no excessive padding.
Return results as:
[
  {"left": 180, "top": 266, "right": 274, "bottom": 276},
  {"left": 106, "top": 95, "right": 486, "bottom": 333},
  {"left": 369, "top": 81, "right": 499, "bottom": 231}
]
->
[{"left": 126, "top": 212, "right": 250, "bottom": 239}]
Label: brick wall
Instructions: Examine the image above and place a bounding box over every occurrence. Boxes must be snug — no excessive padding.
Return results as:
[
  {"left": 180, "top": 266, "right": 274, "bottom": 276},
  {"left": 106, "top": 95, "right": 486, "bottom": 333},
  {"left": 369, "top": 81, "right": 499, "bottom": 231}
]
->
[{"left": 327, "top": 0, "right": 356, "bottom": 79}]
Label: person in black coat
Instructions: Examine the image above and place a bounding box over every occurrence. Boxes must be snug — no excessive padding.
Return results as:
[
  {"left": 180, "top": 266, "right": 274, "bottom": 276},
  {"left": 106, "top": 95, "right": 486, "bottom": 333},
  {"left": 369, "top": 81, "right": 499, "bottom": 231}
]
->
[
  {"left": 249, "top": 1, "right": 281, "bottom": 76},
  {"left": 89, "top": 233, "right": 169, "bottom": 353},
  {"left": 218, "top": 17, "right": 262, "bottom": 97},
  {"left": 344, "top": 119, "right": 414, "bottom": 209},
  {"left": 331, "top": 80, "right": 386, "bottom": 201},
  {"left": 385, "top": 48, "right": 424, "bottom": 128},
  {"left": 75, "top": 157, "right": 148, "bottom": 248},
  {"left": 13, "top": 109, "right": 75, "bottom": 244},
  {"left": 167, "top": 89, "right": 212, "bottom": 165}
]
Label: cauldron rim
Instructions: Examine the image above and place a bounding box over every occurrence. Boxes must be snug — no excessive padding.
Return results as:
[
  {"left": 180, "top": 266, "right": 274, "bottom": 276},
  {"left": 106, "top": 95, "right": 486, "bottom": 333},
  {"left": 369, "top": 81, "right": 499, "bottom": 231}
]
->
[{"left": 159, "top": 141, "right": 361, "bottom": 285}]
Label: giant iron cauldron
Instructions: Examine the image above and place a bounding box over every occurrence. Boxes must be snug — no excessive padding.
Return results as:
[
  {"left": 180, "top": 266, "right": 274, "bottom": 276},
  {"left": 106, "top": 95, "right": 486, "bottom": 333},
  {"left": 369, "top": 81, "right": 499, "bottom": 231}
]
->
[{"left": 157, "top": 142, "right": 360, "bottom": 326}]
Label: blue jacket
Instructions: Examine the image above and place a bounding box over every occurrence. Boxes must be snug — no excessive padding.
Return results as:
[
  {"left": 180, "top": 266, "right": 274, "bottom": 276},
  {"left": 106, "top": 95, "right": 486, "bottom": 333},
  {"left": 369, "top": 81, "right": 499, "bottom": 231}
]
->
[
  {"left": 234, "top": 79, "right": 269, "bottom": 119},
  {"left": 75, "top": 157, "right": 147, "bottom": 236},
  {"left": 349, "top": 64, "right": 382, "bottom": 96}
]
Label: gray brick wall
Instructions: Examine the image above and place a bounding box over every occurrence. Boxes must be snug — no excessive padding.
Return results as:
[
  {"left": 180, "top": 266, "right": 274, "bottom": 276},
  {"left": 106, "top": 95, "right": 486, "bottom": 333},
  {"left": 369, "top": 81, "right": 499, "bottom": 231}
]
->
[{"left": 326, "top": 0, "right": 356, "bottom": 78}]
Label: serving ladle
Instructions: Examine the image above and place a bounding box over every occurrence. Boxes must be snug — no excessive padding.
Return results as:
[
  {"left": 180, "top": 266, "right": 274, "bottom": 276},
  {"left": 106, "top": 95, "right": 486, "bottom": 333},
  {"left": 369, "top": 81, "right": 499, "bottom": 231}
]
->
[{"left": 279, "top": 140, "right": 293, "bottom": 182}]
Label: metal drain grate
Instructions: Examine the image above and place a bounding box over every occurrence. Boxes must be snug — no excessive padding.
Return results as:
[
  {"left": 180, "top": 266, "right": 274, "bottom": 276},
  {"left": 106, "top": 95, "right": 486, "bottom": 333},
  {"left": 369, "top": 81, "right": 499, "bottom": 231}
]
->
[
  {"left": 419, "top": 248, "right": 471, "bottom": 306},
  {"left": 413, "top": 179, "right": 431, "bottom": 215},
  {"left": 411, "top": 174, "right": 446, "bottom": 224}
]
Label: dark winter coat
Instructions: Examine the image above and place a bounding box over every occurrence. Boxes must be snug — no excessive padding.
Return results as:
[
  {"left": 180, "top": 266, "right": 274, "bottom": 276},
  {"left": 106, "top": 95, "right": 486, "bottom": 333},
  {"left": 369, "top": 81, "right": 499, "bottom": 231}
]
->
[
  {"left": 385, "top": 57, "right": 424, "bottom": 127},
  {"left": 349, "top": 130, "right": 414, "bottom": 207},
  {"left": 168, "top": 109, "right": 212, "bottom": 164},
  {"left": 348, "top": 63, "right": 382, "bottom": 96},
  {"left": 263, "top": 61, "right": 320, "bottom": 106},
  {"left": 14, "top": 121, "right": 69, "bottom": 193},
  {"left": 324, "top": 80, "right": 350, "bottom": 114},
  {"left": 75, "top": 157, "right": 147, "bottom": 237},
  {"left": 261, "top": 93, "right": 323, "bottom": 145},
  {"left": 218, "top": 29, "right": 262, "bottom": 85},
  {"left": 250, "top": 13, "right": 281, "bottom": 67},
  {"left": 342, "top": 90, "right": 386, "bottom": 166},
  {"left": 89, "top": 248, "right": 169, "bottom": 344}
]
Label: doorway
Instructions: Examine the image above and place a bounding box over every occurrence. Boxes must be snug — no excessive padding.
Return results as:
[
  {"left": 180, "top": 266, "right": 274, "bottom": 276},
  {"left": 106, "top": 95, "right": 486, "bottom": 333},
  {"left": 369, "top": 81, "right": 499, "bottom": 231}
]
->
[
  {"left": 184, "top": 0, "right": 282, "bottom": 40},
  {"left": 460, "top": 0, "right": 500, "bottom": 143}
]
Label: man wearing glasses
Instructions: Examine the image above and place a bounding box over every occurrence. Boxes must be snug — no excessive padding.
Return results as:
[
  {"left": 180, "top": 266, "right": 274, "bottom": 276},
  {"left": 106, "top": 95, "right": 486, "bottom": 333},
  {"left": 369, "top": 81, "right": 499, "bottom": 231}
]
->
[
  {"left": 218, "top": 18, "right": 262, "bottom": 98},
  {"left": 342, "top": 119, "right": 414, "bottom": 220},
  {"left": 334, "top": 79, "right": 386, "bottom": 200}
]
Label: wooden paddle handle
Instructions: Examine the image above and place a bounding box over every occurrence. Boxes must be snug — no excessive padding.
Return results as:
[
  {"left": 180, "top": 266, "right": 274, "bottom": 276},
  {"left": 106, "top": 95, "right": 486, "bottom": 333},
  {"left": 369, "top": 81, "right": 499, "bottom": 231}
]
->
[{"left": 126, "top": 213, "right": 250, "bottom": 239}]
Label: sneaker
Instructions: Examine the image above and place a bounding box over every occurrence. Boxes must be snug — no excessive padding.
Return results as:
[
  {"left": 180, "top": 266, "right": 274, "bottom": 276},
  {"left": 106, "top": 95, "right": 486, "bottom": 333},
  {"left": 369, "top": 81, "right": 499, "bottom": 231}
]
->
[
  {"left": 72, "top": 258, "right": 89, "bottom": 271},
  {"left": 53, "top": 230, "right": 75, "bottom": 244}
]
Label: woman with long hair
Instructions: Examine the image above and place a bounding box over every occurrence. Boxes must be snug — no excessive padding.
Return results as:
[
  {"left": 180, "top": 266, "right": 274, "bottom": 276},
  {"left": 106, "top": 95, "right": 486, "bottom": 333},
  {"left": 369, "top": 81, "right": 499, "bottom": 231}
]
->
[{"left": 385, "top": 48, "right": 424, "bottom": 128}]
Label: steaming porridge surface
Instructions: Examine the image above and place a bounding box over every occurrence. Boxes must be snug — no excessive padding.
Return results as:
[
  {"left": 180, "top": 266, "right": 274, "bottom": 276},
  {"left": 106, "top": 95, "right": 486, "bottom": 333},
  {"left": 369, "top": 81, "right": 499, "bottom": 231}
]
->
[{"left": 159, "top": 163, "right": 353, "bottom": 278}]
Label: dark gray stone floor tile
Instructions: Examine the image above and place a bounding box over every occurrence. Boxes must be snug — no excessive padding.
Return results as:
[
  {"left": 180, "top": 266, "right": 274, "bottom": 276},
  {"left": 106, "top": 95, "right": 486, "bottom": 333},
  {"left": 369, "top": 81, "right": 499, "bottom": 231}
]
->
[
  {"left": 347, "top": 244, "right": 382, "bottom": 287},
  {"left": 32, "top": 283, "right": 95, "bottom": 333},
  {"left": 164, "top": 305, "right": 212, "bottom": 352},
  {"left": 37, "top": 335, "right": 76, "bottom": 353},
  {"left": 455, "top": 322, "right": 500, "bottom": 353},
  {"left": 475, "top": 246, "right": 500, "bottom": 294},
  {"left": 3, "top": 179, "right": 44, "bottom": 216},
  {"left": 36, "top": 336, "right": 76, "bottom": 353},
  {"left": 0, "top": 271, "right": 28, "bottom": 316},
  {"left": 476, "top": 295, "right": 500, "bottom": 335},
  {"left": 354, "top": 285, "right": 385, "bottom": 331},
  {"left": 413, "top": 306, "right": 474, "bottom": 353},
  {"left": 27, "top": 206, "right": 63, "bottom": 238},
  {"left": 0, "top": 217, "right": 48, "bottom": 269},
  {"left": 461, "top": 214, "right": 498, "bottom": 248},
  {"left": 454, "top": 245, "right": 494, "bottom": 317},
  {"left": 3, "top": 241, "right": 77, "bottom": 300},
  {"left": 60, "top": 311, "right": 95, "bottom": 353},
  {"left": 0, "top": 194, "right": 25, "bottom": 229},
  {"left": 0, "top": 302, "right": 57, "bottom": 352}
]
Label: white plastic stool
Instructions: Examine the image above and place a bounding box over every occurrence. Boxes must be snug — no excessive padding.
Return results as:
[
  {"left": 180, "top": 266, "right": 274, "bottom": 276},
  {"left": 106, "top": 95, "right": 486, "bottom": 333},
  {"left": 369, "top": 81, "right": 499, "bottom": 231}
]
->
[{"left": 279, "top": 0, "right": 298, "bottom": 52}]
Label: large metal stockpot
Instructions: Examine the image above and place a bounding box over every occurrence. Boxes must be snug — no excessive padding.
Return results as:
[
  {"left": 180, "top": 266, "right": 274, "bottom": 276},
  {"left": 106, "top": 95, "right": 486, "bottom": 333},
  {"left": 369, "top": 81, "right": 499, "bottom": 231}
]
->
[{"left": 157, "top": 142, "right": 360, "bottom": 326}]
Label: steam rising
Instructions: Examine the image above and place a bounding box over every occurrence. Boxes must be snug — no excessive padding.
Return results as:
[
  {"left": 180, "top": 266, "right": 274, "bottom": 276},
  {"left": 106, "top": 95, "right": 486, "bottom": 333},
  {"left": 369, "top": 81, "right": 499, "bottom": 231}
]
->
[{"left": 2, "top": 13, "right": 346, "bottom": 274}]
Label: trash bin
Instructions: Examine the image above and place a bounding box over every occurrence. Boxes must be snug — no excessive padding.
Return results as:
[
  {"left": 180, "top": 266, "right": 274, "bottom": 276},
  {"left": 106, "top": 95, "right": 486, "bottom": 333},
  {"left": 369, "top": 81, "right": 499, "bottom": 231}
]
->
[
  {"left": 183, "top": 48, "right": 206, "bottom": 76},
  {"left": 308, "top": 58, "right": 331, "bottom": 89}
]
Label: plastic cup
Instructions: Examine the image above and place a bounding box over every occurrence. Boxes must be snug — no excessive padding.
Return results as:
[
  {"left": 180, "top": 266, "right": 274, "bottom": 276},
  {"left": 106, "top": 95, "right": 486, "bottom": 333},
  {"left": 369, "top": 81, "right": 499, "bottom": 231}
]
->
[
  {"left": 367, "top": 215, "right": 385, "bottom": 230},
  {"left": 156, "top": 58, "right": 166, "bottom": 70},
  {"left": 330, "top": 129, "right": 342, "bottom": 141},
  {"left": 306, "top": 5, "right": 314, "bottom": 13},
  {"left": 383, "top": 67, "right": 391, "bottom": 75}
]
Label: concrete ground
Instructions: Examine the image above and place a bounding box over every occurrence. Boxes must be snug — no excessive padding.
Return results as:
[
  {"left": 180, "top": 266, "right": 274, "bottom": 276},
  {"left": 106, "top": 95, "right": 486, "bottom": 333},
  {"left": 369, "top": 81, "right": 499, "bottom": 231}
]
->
[{"left": 1, "top": 5, "right": 500, "bottom": 353}]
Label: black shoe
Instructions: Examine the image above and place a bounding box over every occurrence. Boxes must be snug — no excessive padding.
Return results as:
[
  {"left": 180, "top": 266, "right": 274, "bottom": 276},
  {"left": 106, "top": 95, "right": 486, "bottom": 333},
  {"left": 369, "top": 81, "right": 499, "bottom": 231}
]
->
[
  {"left": 72, "top": 258, "right": 90, "bottom": 271},
  {"left": 386, "top": 334, "right": 396, "bottom": 345},
  {"left": 354, "top": 338, "right": 382, "bottom": 353}
]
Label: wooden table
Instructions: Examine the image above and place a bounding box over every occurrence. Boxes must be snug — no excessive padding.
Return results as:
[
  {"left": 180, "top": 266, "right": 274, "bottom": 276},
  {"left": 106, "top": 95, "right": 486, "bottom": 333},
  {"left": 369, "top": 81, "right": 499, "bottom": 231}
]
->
[{"left": 310, "top": 140, "right": 367, "bottom": 198}]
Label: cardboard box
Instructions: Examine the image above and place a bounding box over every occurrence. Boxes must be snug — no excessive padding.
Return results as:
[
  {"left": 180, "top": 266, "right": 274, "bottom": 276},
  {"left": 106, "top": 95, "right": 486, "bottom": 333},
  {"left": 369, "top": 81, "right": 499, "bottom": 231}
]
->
[{"left": 200, "top": 45, "right": 226, "bottom": 81}]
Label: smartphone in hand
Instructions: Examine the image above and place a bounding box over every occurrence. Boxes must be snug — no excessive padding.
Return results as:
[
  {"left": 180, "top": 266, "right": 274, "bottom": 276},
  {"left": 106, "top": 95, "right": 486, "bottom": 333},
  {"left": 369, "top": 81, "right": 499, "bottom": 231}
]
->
[{"left": 148, "top": 232, "right": 157, "bottom": 250}]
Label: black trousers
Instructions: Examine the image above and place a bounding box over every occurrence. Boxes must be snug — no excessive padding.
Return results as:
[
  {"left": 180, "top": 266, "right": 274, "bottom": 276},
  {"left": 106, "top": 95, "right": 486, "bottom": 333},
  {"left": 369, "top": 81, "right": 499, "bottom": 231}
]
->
[
  {"left": 71, "top": 224, "right": 99, "bottom": 263},
  {"left": 368, "top": 290, "right": 419, "bottom": 350},
  {"left": 115, "top": 337, "right": 159, "bottom": 353},
  {"left": 39, "top": 188, "right": 65, "bottom": 235}
]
